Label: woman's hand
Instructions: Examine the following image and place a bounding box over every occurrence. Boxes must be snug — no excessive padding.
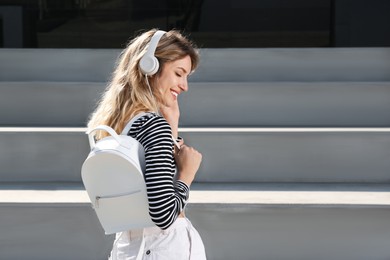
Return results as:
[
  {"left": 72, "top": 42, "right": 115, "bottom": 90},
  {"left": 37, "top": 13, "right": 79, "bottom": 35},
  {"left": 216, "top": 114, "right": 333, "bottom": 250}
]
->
[
  {"left": 159, "top": 100, "right": 180, "bottom": 139},
  {"left": 174, "top": 139, "right": 202, "bottom": 187}
]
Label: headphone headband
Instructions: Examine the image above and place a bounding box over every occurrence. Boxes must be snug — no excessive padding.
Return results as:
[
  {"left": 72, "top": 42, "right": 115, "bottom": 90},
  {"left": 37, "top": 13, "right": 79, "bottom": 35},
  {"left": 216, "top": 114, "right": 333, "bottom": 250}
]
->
[
  {"left": 139, "top": 30, "right": 167, "bottom": 76},
  {"left": 145, "top": 30, "right": 166, "bottom": 57}
]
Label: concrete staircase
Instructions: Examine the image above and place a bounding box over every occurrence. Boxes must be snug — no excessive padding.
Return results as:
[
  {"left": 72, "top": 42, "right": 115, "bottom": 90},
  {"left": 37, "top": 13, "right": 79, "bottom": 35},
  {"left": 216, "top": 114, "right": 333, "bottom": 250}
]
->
[{"left": 1, "top": 48, "right": 390, "bottom": 260}]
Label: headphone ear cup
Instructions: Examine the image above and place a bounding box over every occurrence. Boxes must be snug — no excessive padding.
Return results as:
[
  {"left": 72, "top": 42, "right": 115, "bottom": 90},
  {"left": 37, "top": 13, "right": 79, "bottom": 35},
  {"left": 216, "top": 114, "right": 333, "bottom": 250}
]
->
[{"left": 139, "top": 55, "right": 159, "bottom": 76}]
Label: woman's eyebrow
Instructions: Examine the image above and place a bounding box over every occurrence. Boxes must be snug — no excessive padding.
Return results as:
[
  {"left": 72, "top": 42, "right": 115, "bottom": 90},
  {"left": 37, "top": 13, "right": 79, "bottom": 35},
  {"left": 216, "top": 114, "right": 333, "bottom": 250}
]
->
[{"left": 177, "top": 67, "right": 188, "bottom": 74}]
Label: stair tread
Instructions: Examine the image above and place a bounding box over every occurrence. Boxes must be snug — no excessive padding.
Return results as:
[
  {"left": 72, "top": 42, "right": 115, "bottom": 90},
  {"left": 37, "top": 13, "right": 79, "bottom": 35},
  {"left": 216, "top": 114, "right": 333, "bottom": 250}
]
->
[
  {"left": 0, "top": 183, "right": 88, "bottom": 204},
  {"left": 0, "top": 182, "right": 389, "bottom": 206},
  {"left": 191, "top": 183, "right": 390, "bottom": 206},
  {"left": 1, "top": 127, "right": 390, "bottom": 132}
]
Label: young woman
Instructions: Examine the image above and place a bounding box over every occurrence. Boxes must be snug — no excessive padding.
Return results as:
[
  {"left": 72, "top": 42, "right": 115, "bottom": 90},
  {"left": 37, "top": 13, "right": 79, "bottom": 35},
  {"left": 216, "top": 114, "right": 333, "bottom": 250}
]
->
[{"left": 87, "top": 29, "right": 206, "bottom": 259}]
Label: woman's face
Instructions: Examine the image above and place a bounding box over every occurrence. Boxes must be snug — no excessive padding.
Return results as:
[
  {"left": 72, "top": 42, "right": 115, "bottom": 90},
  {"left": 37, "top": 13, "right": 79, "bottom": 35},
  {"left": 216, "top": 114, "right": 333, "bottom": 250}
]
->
[{"left": 156, "top": 55, "right": 192, "bottom": 108}]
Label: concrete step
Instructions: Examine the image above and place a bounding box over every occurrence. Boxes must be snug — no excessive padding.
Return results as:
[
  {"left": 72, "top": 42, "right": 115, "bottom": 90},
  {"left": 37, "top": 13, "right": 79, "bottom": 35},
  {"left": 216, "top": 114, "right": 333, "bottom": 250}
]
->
[
  {"left": 193, "top": 48, "right": 390, "bottom": 82},
  {"left": 1, "top": 127, "right": 390, "bottom": 183},
  {"left": 188, "top": 183, "right": 390, "bottom": 260},
  {"left": 0, "top": 49, "right": 118, "bottom": 82},
  {"left": 180, "top": 81, "right": 390, "bottom": 127},
  {"left": 0, "top": 182, "right": 389, "bottom": 260},
  {"left": 180, "top": 128, "right": 390, "bottom": 183},
  {"left": 2, "top": 81, "right": 390, "bottom": 127},
  {"left": 1, "top": 48, "right": 389, "bottom": 82},
  {"left": 0, "top": 183, "right": 113, "bottom": 260},
  {"left": 0, "top": 82, "right": 103, "bottom": 127},
  {"left": 0, "top": 128, "right": 89, "bottom": 182}
]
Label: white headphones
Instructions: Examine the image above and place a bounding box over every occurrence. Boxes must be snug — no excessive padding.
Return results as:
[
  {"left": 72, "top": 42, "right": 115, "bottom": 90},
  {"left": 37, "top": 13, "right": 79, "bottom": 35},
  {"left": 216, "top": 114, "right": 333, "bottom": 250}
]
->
[{"left": 139, "top": 30, "right": 166, "bottom": 76}]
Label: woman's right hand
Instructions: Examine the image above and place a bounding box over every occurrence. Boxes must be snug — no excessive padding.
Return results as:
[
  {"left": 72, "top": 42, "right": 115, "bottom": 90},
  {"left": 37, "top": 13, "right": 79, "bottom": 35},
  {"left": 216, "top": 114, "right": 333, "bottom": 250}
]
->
[{"left": 174, "top": 141, "right": 202, "bottom": 186}]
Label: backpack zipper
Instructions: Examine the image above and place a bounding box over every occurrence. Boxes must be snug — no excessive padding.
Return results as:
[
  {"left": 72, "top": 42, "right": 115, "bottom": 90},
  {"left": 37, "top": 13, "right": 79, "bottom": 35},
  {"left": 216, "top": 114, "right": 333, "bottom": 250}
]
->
[{"left": 94, "top": 189, "right": 142, "bottom": 208}]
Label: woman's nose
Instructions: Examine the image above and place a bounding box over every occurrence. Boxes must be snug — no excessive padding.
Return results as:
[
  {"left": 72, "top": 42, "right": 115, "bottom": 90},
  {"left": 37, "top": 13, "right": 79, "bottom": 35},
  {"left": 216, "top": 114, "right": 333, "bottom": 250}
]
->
[{"left": 180, "top": 79, "right": 188, "bottom": 92}]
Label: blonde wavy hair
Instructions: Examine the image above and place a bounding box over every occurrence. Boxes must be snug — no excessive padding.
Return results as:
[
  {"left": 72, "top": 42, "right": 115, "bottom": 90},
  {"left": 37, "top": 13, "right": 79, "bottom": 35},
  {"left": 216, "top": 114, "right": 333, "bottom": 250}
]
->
[{"left": 87, "top": 29, "right": 199, "bottom": 139}]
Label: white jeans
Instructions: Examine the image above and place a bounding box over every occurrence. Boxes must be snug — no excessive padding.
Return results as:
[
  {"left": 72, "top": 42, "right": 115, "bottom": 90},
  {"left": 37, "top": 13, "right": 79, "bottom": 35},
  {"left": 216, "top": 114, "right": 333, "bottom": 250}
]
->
[{"left": 109, "top": 218, "right": 207, "bottom": 260}]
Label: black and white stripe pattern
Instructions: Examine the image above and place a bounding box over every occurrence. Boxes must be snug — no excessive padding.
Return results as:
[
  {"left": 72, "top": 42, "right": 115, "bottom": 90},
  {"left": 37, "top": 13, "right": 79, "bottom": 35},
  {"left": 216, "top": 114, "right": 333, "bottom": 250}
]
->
[{"left": 127, "top": 113, "right": 189, "bottom": 230}]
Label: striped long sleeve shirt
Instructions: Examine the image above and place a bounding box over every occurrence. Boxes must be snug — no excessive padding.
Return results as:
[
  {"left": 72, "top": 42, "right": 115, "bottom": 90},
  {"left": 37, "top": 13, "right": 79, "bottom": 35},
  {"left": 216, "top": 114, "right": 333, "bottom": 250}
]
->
[{"left": 127, "top": 112, "right": 189, "bottom": 230}]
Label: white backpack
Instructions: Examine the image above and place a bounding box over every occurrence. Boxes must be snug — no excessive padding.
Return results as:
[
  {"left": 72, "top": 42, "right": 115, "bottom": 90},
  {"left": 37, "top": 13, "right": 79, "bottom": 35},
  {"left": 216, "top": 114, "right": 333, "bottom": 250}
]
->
[{"left": 81, "top": 113, "right": 155, "bottom": 235}]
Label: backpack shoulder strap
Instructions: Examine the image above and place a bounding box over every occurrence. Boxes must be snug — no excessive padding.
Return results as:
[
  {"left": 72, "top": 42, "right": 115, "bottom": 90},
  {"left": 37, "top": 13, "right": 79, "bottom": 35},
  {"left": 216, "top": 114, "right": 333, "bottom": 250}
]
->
[{"left": 121, "top": 112, "right": 150, "bottom": 136}]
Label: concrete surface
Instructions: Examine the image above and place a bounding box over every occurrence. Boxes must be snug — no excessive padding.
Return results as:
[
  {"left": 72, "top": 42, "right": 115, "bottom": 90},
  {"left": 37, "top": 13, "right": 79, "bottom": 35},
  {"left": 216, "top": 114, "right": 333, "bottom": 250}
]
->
[
  {"left": 1, "top": 48, "right": 390, "bottom": 82},
  {"left": 1, "top": 128, "right": 390, "bottom": 183},
  {"left": 1, "top": 47, "right": 390, "bottom": 259},
  {"left": 0, "top": 182, "right": 389, "bottom": 260},
  {"left": 2, "top": 81, "right": 390, "bottom": 127}
]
